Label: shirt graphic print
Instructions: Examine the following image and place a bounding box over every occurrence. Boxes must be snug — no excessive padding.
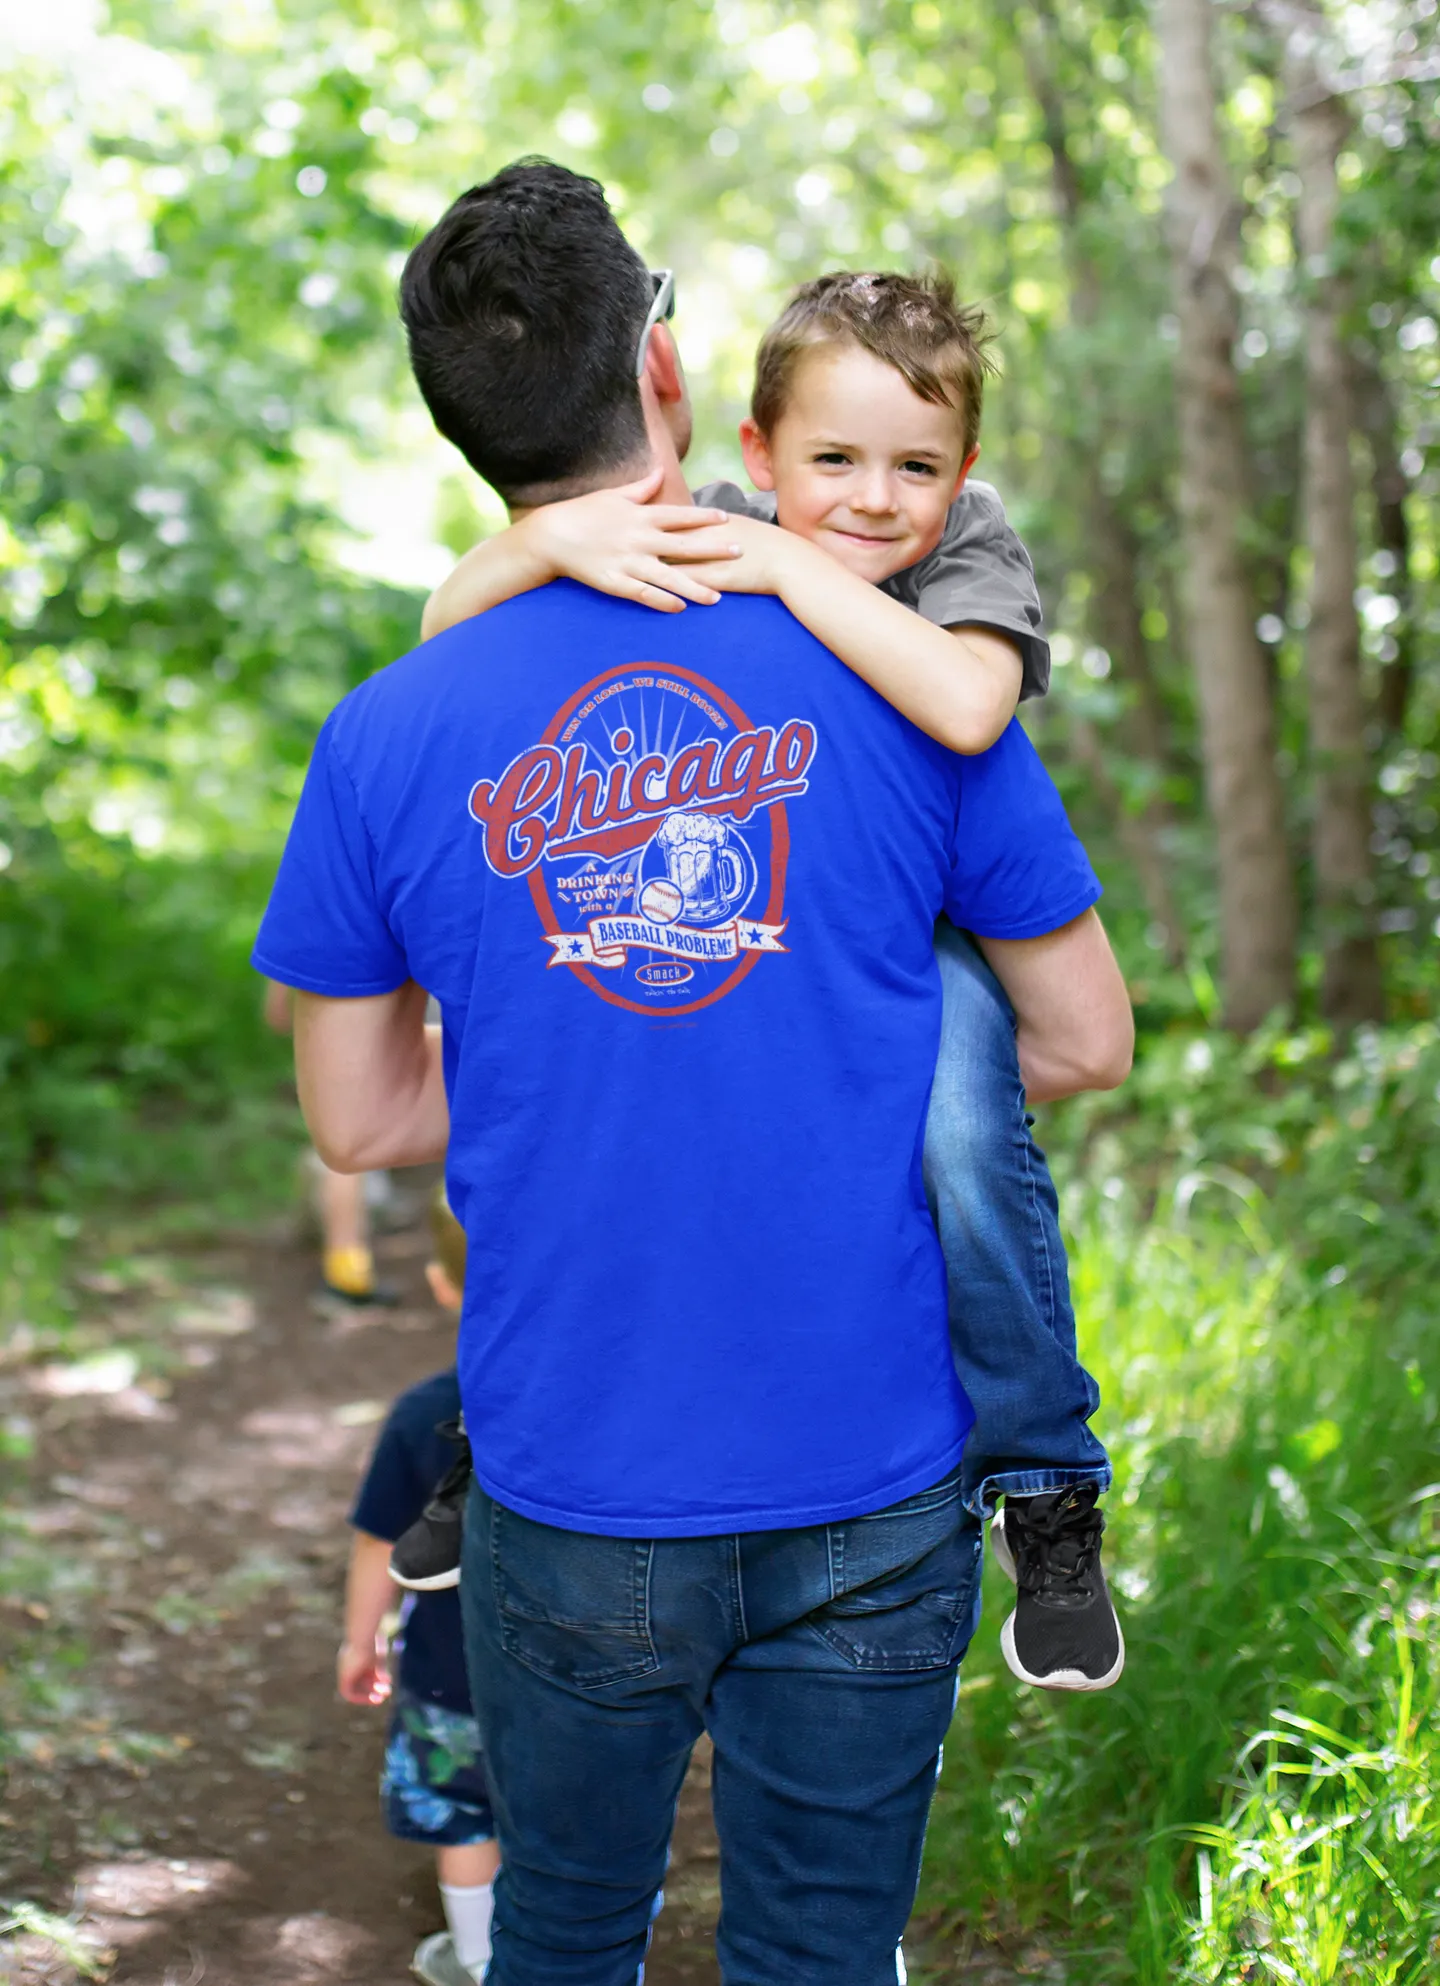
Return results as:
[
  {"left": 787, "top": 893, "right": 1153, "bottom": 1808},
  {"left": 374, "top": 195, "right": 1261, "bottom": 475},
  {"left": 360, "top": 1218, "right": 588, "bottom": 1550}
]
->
[{"left": 468, "top": 661, "right": 815, "bottom": 1015}]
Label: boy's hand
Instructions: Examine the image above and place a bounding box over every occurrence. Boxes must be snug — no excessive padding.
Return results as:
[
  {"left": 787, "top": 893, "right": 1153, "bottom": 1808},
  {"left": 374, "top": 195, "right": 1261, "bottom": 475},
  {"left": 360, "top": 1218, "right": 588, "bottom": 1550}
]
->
[
  {"left": 337, "top": 1637, "right": 390, "bottom": 1707},
  {"left": 668, "top": 515, "right": 820, "bottom": 599},
  {"left": 520, "top": 467, "right": 744, "bottom": 613}
]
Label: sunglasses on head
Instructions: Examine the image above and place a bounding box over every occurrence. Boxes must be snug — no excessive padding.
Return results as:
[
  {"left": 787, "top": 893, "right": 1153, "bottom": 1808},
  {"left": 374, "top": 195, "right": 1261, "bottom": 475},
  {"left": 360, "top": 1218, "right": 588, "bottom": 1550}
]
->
[{"left": 635, "top": 268, "right": 675, "bottom": 377}]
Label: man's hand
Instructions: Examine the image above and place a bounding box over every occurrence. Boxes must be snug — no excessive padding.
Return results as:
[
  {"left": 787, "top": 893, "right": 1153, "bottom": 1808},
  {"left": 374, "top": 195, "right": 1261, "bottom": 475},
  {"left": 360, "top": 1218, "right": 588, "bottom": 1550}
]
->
[
  {"left": 337, "top": 1637, "right": 390, "bottom": 1707},
  {"left": 978, "top": 910, "right": 1134, "bottom": 1104},
  {"left": 292, "top": 981, "right": 448, "bottom": 1172}
]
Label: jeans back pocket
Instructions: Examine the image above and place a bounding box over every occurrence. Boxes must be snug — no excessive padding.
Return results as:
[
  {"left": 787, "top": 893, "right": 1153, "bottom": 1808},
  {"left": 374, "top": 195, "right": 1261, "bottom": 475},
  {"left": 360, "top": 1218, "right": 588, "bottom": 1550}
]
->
[
  {"left": 815, "top": 1479, "right": 983, "bottom": 1673},
  {"left": 490, "top": 1504, "right": 660, "bottom": 1689}
]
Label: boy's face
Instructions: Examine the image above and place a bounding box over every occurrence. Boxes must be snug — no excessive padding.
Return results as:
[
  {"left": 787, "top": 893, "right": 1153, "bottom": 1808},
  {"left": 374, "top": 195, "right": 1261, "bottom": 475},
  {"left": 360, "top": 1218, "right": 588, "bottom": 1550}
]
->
[{"left": 740, "top": 342, "right": 979, "bottom": 584}]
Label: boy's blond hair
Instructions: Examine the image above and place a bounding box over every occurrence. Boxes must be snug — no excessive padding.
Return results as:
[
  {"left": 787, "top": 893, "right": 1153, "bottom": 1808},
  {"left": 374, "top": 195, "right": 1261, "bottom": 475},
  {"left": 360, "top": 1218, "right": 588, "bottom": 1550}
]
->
[
  {"left": 429, "top": 1186, "right": 467, "bottom": 1291},
  {"left": 751, "top": 270, "right": 997, "bottom": 459}
]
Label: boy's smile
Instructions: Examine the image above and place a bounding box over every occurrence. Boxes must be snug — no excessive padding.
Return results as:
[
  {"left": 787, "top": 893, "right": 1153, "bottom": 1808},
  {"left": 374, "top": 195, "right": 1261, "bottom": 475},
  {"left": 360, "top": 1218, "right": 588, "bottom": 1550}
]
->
[{"left": 740, "top": 343, "right": 979, "bottom": 585}]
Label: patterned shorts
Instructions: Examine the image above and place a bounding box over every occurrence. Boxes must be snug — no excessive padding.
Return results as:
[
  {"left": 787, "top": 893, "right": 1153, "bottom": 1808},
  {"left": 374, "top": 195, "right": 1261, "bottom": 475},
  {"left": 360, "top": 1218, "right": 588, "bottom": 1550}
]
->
[{"left": 381, "top": 1692, "right": 495, "bottom": 1847}]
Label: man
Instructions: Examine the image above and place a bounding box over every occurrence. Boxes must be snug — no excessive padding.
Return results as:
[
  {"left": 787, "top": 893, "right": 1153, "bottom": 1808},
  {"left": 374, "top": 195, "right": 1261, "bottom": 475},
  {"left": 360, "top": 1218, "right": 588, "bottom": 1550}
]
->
[{"left": 254, "top": 160, "right": 1131, "bottom": 1985}]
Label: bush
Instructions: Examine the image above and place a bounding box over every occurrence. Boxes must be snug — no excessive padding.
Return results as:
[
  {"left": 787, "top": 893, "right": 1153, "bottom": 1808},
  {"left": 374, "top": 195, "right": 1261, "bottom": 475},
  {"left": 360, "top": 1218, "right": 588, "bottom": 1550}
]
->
[{"left": 919, "top": 1023, "right": 1440, "bottom": 1983}]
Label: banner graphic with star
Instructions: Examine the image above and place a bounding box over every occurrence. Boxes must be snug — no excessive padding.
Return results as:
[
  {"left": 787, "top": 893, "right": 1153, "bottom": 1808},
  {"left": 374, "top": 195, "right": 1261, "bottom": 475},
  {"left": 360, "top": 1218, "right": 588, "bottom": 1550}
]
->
[{"left": 545, "top": 915, "right": 789, "bottom": 970}]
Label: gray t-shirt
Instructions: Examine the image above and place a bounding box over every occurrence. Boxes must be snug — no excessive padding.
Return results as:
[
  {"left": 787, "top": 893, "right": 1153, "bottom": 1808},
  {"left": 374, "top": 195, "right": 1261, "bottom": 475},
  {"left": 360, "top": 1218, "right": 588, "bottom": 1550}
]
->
[{"left": 692, "top": 478, "right": 1050, "bottom": 702}]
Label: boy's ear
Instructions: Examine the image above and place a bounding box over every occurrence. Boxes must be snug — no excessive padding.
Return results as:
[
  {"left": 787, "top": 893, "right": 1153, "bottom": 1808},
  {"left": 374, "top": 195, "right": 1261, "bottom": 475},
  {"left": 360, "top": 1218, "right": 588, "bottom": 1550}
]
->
[
  {"left": 950, "top": 444, "right": 981, "bottom": 502},
  {"left": 738, "top": 416, "right": 777, "bottom": 492}
]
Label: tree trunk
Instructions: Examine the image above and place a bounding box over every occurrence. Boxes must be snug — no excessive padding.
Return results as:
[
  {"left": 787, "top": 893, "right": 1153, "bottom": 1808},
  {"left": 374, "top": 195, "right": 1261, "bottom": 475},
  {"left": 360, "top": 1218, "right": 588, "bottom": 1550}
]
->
[
  {"left": 1156, "top": 0, "right": 1298, "bottom": 1031},
  {"left": 1288, "top": 24, "right": 1385, "bottom": 1027},
  {"left": 1016, "top": 0, "right": 1187, "bottom": 966},
  {"left": 1349, "top": 341, "right": 1415, "bottom": 733}
]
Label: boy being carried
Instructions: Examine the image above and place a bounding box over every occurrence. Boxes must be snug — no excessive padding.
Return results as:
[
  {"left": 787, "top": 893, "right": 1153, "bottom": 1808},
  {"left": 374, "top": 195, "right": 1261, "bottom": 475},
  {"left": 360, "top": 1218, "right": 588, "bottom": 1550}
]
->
[{"left": 394, "top": 268, "right": 1126, "bottom": 1695}]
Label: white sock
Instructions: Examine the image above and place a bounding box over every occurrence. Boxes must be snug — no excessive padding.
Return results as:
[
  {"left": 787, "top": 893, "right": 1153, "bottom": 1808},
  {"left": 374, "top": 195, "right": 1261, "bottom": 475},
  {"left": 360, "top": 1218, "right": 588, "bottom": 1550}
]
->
[{"left": 440, "top": 1879, "right": 495, "bottom": 1978}]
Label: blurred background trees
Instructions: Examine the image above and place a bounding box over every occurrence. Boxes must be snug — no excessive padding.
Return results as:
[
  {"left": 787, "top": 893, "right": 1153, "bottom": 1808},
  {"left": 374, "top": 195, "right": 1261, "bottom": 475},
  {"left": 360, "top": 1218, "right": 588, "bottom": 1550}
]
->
[
  {"left": 2, "top": 0, "right": 1435, "bottom": 1191},
  {"left": 2, "top": 1, "right": 1439, "bottom": 1978}
]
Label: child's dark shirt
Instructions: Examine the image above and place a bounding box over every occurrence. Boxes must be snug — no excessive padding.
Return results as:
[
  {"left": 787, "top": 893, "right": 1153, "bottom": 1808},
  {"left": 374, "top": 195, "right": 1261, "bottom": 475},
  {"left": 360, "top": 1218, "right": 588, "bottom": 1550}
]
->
[{"left": 350, "top": 1368, "right": 470, "bottom": 1713}]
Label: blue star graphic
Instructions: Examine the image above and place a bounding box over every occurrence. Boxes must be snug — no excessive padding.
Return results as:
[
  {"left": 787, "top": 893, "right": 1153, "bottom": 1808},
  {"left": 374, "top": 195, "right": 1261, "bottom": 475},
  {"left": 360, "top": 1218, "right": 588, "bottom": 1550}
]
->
[
  {"left": 743, "top": 926, "right": 763, "bottom": 947},
  {"left": 566, "top": 939, "right": 585, "bottom": 958}
]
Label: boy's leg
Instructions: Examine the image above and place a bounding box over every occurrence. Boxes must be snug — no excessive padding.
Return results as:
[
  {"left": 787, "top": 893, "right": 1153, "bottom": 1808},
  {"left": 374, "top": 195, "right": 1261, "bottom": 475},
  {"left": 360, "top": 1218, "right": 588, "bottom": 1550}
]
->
[
  {"left": 924, "top": 919, "right": 1110, "bottom": 1520},
  {"left": 706, "top": 1479, "right": 983, "bottom": 1985},
  {"left": 380, "top": 1694, "right": 500, "bottom": 1984}
]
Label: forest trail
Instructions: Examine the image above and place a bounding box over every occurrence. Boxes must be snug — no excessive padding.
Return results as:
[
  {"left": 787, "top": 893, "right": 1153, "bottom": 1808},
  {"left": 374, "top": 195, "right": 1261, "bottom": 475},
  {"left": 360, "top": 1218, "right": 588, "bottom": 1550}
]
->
[{"left": 1, "top": 1201, "right": 1026, "bottom": 1986}]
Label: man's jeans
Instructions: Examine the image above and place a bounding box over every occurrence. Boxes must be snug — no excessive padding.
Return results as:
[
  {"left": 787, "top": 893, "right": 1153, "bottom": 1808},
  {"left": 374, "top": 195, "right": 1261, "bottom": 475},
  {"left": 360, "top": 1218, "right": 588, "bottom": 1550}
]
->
[
  {"left": 925, "top": 920, "right": 1111, "bottom": 1517},
  {"left": 460, "top": 1474, "right": 983, "bottom": 1985}
]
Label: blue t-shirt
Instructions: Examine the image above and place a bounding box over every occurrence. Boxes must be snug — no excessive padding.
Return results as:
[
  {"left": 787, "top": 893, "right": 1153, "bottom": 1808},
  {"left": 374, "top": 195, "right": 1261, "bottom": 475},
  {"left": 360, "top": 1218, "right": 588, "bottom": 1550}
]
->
[
  {"left": 349, "top": 1369, "right": 470, "bottom": 1712},
  {"left": 256, "top": 584, "right": 1100, "bottom": 1537}
]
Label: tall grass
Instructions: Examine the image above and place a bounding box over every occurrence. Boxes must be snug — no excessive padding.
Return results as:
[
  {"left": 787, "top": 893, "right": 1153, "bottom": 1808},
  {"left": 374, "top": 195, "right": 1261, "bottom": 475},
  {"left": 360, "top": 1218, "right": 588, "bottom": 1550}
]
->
[{"left": 918, "top": 1022, "right": 1440, "bottom": 1982}]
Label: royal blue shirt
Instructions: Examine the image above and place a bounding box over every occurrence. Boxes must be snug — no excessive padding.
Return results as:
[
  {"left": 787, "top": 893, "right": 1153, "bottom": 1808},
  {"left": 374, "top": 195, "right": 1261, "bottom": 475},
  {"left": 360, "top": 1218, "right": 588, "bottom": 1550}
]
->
[
  {"left": 349, "top": 1369, "right": 470, "bottom": 1712},
  {"left": 255, "top": 584, "right": 1100, "bottom": 1537}
]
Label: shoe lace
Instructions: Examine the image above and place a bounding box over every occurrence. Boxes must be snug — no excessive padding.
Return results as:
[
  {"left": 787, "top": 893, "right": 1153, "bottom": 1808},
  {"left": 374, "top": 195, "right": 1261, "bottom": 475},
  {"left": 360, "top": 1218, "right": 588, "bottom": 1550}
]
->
[{"left": 1012, "top": 1490, "right": 1103, "bottom": 1595}]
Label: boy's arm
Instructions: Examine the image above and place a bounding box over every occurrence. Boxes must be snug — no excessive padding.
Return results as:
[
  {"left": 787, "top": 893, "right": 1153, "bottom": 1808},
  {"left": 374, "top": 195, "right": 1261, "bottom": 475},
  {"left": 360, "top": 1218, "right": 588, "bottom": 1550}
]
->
[
  {"left": 419, "top": 470, "right": 745, "bottom": 641},
  {"left": 676, "top": 519, "right": 1023, "bottom": 755},
  {"left": 338, "top": 1530, "right": 399, "bottom": 1706},
  {"left": 978, "top": 911, "right": 1134, "bottom": 1103}
]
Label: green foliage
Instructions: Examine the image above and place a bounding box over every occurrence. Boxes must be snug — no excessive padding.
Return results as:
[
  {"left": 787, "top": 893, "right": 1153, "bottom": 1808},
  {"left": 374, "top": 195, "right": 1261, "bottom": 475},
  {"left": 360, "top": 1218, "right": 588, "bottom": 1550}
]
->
[
  {"left": 919, "top": 1021, "right": 1440, "bottom": 1979},
  {"left": 0, "top": 3, "right": 1437, "bottom": 1978}
]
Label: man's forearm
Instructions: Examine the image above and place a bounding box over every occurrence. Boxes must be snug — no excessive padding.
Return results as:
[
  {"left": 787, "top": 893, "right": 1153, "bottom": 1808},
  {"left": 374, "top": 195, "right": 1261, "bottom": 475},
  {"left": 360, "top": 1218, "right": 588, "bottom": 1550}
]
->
[
  {"left": 977, "top": 911, "right": 1134, "bottom": 1105},
  {"left": 773, "top": 540, "right": 1022, "bottom": 755},
  {"left": 293, "top": 983, "right": 450, "bottom": 1171}
]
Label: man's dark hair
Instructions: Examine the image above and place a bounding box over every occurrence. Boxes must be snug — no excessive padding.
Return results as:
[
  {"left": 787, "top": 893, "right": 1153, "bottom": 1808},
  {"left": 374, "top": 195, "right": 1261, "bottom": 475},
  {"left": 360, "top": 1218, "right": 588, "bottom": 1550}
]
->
[{"left": 400, "top": 159, "right": 655, "bottom": 502}]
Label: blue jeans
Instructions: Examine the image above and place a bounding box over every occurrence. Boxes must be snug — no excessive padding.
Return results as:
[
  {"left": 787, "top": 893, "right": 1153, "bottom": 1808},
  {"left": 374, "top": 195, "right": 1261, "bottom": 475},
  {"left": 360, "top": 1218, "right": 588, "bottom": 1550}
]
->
[
  {"left": 460, "top": 1474, "right": 983, "bottom": 1985},
  {"left": 925, "top": 920, "right": 1111, "bottom": 1517}
]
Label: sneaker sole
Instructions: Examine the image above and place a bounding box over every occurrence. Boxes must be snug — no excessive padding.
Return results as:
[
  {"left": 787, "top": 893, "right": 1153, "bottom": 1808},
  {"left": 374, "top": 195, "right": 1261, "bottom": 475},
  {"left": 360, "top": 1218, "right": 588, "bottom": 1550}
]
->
[
  {"left": 998, "top": 1606, "right": 1126, "bottom": 1691},
  {"left": 389, "top": 1566, "right": 461, "bottom": 1593},
  {"left": 990, "top": 1512, "right": 1125, "bottom": 1692}
]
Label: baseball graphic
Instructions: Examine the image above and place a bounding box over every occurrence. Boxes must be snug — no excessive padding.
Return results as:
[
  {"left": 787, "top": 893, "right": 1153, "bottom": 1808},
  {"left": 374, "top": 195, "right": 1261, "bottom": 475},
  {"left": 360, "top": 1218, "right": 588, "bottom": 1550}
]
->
[{"left": 639, "top": 877, "right": 684, "bottom": 925}]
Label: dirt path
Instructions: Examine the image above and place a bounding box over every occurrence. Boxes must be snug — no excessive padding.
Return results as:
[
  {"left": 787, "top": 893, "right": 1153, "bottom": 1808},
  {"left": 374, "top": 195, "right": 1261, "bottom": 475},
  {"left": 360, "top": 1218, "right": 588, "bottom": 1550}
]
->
[
  {"left": 1, "top": 1201, "right": 1042, "bottom": 1986},
  {"left": 1, "top": 1210, "right": 721, "bottom": 1986}
]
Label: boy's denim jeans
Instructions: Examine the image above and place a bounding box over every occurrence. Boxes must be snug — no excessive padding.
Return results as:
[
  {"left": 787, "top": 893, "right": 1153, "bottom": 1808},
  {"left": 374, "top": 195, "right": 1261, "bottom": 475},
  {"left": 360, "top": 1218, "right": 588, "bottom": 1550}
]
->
[
  {"left": 926, "top": 920, "right": 1111, "bottom": 1518},
  {"left": 460, "top": 1474, "right": 982, "bottom": 1986}
]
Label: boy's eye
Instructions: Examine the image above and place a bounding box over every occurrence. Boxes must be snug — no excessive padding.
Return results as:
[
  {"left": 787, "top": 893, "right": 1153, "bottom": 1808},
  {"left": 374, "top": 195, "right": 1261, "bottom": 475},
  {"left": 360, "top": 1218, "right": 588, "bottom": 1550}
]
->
[
  {"left": 900, "top": 459, "right": 938, "bottom": 476},
  {"left": 812, "top": 451, "right": 851, "bottom": 466}
]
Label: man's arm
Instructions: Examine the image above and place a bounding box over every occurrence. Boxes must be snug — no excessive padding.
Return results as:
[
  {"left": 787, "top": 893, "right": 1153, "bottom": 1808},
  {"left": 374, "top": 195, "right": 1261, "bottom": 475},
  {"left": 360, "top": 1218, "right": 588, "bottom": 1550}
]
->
[
  {"left": 977, "top": 909, "right": 1134, "bottom": 1104},
  {"left": 292, "top": 981, "right": 449, "bottom": 1172}
]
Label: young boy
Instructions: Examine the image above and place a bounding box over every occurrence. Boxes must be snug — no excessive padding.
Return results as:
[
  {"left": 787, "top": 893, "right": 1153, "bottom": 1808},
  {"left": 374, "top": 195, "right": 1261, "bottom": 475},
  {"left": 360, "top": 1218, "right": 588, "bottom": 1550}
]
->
[
  {"left": 339, "top": 1190, "right": 498, "bottom": 1986},
  {"left": 398, "top": 270, "right": 1124, "bottom": 1695}
]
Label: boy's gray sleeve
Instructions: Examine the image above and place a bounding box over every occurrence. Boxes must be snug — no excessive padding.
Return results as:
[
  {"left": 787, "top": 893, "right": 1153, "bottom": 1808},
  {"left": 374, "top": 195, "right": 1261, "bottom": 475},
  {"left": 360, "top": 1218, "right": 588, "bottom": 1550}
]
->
[
  {"left": 690, "top": 480, "right": 778, "bottom": 523},
  {"left": 882, "top": 480, "right": 1051, "bottom": 701}
]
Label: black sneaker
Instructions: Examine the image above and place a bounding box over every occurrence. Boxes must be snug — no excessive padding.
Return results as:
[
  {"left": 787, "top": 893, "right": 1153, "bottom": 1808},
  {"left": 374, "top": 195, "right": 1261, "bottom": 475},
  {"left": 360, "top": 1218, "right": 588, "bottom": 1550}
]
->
[
  {"left": 991, "top": 1485, "right": 1125, "bottom": 1691},
  {"left": 389, "top": 1420, "right": 472, "bottom": 1592}
]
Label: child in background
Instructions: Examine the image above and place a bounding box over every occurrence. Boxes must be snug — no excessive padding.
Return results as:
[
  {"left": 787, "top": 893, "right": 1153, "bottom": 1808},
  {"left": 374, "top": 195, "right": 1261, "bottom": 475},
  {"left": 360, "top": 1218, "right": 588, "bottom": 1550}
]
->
[
  {"left": 338, "top": 1190, "right": 496, "bottom": 1986},
  {"left": 262, "top": 978, "right": 398, "bottom": 1310},
  {"left": 408, "top": 269, "right": 1125, "bottom": 1695}
]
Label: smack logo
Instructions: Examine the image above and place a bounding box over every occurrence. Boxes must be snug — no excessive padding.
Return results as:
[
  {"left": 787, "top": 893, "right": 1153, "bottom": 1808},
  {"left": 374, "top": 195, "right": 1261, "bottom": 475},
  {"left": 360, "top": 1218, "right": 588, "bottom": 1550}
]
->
[{"left": 468, "top": 664, "right": 817, "bottom": 1015}]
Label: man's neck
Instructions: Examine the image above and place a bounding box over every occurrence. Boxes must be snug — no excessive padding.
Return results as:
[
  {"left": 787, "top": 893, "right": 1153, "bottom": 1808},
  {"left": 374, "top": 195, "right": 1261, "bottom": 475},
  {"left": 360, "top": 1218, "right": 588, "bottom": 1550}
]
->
[{"left": 509, "top": 450, "right": 690, "bottom": 522}]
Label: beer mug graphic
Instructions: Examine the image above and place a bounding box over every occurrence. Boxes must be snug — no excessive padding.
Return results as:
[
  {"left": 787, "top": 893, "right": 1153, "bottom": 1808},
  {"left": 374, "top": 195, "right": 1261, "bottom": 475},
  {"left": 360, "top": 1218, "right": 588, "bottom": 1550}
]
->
[{"left": 652, "top": 810, "right": 753, "bottom": 926}]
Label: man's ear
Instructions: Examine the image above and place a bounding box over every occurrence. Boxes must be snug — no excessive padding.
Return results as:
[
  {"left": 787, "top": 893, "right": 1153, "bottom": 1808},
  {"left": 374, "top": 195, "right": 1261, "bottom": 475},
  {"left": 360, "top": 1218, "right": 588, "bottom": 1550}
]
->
[
  {"left": 642, "top": 322, "right": 686, "bottom": 407},
  {"left": 738, "top": 416, "right": 777, "bottom": 493},
  {"left": 950, "top": 444, "right": 981, "bottom": 502}
]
